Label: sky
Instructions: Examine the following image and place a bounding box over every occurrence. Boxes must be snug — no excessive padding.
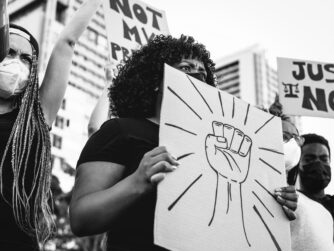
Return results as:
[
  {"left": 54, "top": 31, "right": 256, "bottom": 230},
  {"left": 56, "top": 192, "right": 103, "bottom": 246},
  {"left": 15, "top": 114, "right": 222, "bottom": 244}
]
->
[{"left": 144, "top": 0, "right": 334, "bottom": 193}]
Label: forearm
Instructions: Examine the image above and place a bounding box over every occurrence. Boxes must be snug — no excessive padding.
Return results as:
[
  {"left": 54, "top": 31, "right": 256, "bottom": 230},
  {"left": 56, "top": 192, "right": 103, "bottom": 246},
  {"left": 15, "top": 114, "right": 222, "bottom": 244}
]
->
[
  {"left": 70, "top": 173, "right": 151, "bottom": 236},
  {"left": 58, "top": 0, "right": 102, "bottom": 44}
]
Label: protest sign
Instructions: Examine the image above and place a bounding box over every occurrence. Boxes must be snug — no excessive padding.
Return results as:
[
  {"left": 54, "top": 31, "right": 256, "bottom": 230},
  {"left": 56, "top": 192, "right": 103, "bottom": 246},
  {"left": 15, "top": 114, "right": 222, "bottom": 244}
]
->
[
  {"left": 102, "top": 0, "right": 169, "bottom": 64},
  {"left": 154, "top": 64, "right": 291, "bottom": 251},
  {"left": 277, "top": 57, "right": 334, "bottom": 118}
]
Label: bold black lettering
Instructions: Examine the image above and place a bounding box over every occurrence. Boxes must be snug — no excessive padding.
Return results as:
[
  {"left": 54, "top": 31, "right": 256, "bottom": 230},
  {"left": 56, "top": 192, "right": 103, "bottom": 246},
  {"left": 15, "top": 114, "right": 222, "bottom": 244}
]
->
[
  {"left": 292, "top": 61, "right": 306, "bottom": 80},
  {"left": 123, "top": 20, "right": 142, "bottom": 45},
  {"left": 110, "top": 42, "right": 121, "bottom": 61},
  {"left": 109, "top": 0, "right": 132, "bottom": 19},
  {"left": 329, "top": 91, "right": 334, "bottom": 110},
  {"left": 132, "top": 4, "right": 147, "bottom": 24},
  {"left": 146, "top": 7, "right": 163, "bottom": 30},
  {"left": 307, "top": 63, "right": 323, "bottom": 81},
  {"left": 302, "top": 86, "right": 327, "bottom": 112},
  {"left": 325, "top": 64, "right": 334, "bottom": 83},
  {"left": 121, "top": 47, "right": 130, "bottom": 61},
  {"left": 142, "top": 27, "right": 155, "bottom": 43}
]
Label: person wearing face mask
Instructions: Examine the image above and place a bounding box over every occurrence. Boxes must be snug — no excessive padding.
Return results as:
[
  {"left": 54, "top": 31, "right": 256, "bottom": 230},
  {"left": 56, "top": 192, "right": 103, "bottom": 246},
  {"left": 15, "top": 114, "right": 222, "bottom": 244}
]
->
[
  {"left": 297, "top": 133, "right": 334, "bottom": 220},
  {"left": 0, "top": 1, "right": 105, "bottom": 250},
  {"left": 269, "top": 101, "right": 334, "bottom": 251}
]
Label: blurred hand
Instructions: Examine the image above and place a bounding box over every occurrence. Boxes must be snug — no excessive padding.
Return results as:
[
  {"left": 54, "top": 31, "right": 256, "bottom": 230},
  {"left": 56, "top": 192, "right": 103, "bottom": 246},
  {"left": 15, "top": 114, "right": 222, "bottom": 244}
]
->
[{"left": 275, "top": 185, "right": 298, "bottom": 221}]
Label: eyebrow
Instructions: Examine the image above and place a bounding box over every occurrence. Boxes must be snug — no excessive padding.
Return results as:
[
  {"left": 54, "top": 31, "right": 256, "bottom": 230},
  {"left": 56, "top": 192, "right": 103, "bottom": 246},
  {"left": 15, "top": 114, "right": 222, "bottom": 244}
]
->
[
  {"left": 9, "top": 47, "right": 33, "bottom": 58},
  {"left": 181, "top": 60, "right": 206, "bottom": 71}
]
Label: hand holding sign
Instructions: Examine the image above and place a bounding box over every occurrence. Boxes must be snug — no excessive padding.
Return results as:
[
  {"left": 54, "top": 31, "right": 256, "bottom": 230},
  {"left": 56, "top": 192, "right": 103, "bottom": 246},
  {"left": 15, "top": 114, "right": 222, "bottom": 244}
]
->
[{"left": 205, "top": 121, "right": 252, "bottom": 183}]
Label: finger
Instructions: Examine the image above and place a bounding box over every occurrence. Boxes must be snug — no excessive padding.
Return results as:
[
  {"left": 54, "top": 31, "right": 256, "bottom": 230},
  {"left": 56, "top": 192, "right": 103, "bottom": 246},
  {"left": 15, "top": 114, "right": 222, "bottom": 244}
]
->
[
  {"left": 215, "top": 137, "right": 228, "bottom": 149},
  {"left": 223, "top": 124, "right": 234, "bottom": 148},
  {"left": 276, "top": 185, "right": 296, "bottom": 193},
  {"left": 230, "top": 129, "right": 244, "bottom": 154},
  {"left": 276, "top": 195, "right": 297, "bottom": 211},
  {"left": 150, "top": 173, "right": 166, "bottom": 184},
  {"left": 147, "top": 161, "right": 176, "bottom": 177},
  {"left": 275, "top": 190, "right": 298, "bottom": 202},
  {"left": 150, "top": 152, "right": 180, "bottom": 167},
  {"left": 282, "top": 205, "right": 296, "bottom": 221},
  {"left": 212, "top": 121, "right": 224, "bottom": 137},
  {"left": 146, "top": 146, "right": 169, "bottom": 158},
  {"left": 239, "top": 136, "right": 252, "bottom": 157}
]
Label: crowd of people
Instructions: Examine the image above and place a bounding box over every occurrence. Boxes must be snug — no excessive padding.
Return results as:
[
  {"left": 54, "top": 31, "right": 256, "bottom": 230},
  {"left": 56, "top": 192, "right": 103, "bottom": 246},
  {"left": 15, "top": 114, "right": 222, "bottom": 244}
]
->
[{"left": 0, "top": 0, "right": 333, "bottom": 250}]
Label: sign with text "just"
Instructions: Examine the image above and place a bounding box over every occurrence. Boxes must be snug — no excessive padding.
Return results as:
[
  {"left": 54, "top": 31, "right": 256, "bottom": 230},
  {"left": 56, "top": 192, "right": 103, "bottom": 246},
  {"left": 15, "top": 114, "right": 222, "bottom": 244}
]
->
[{"left": 277, "top": 57, "right": 334, "bottom": 118}]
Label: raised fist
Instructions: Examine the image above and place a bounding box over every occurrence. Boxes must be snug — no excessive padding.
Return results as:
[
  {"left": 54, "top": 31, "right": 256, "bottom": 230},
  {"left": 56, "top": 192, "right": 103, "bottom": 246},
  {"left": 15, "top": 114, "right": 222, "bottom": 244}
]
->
[{"left": 205, "top": 121, "right": 252, "bottom": 183}]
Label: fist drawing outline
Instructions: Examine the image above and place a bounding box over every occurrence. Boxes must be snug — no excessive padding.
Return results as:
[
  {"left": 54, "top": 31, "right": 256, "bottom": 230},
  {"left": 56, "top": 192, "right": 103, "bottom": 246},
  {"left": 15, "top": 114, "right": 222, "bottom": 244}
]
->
[{"left": 205, "top": 121, "right": 252, "bottom": 184}]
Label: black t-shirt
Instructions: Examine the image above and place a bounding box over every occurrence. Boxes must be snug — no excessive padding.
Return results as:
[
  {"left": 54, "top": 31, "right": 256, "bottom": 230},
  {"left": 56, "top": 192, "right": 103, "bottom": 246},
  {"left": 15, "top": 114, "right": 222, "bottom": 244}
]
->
[
  {"left": 77, "top": 118, "right": 168, "bottom": 251},
  {"left": 0, "top": 109, "right": 39, "bottom": 250}
]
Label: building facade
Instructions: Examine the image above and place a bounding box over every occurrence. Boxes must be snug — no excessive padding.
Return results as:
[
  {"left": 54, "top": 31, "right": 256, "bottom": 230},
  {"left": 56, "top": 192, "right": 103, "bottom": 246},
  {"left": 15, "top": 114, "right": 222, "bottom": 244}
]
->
[
  {"left": 8, "top": 0, "right": 108, "bottom": 192},
  {"left": 215, "top": 45, "right": 278, "bottom": 108},
  {"left": 215, "top": 45, "right": 301, "bottom": 128}
]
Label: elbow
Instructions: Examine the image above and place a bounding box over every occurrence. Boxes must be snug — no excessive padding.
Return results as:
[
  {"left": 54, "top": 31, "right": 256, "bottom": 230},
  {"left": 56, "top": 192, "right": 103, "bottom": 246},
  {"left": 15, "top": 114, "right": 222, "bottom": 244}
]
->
[{"left": 69, "top": 205, "right": 89, "bottom": 237}]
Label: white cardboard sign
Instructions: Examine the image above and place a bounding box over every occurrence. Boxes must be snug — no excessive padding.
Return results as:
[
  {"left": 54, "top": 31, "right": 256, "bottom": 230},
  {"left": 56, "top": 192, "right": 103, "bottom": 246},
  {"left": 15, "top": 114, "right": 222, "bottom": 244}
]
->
[
  {"left": 102, "top": 0, "right": 169, "bottom": 64},
  {"left": 154, "top": 64, "right": 291, "bottom": 251},
  {"left": 277, "top": 57, "right": 334, "bottom": 118}
]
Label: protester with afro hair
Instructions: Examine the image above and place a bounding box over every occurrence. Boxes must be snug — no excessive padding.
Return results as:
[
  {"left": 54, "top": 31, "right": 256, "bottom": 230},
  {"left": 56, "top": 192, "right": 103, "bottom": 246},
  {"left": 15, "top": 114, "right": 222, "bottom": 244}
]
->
[{"left": 70, "top": 34, "right": 216, "bottom": 251}]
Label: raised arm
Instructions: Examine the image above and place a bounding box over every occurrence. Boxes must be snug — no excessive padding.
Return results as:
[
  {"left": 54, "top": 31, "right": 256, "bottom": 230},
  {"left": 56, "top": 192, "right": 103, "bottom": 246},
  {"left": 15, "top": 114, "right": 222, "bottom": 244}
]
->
[
  {"left": 39, "top": 0, "right": 103, "bottom": 126},
  {"left": 88, "top": 62, "right": 117, "bottom": 136}
]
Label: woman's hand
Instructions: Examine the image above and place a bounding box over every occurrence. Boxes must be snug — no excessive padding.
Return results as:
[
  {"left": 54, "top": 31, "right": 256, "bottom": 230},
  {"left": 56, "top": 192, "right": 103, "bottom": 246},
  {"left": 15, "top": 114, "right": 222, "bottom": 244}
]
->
[
  {"left": 133, "top": 146, "right": 179, "bottom": 190},
  {"left": 275, "top": 185, "right": 298, "bottom": 221}
]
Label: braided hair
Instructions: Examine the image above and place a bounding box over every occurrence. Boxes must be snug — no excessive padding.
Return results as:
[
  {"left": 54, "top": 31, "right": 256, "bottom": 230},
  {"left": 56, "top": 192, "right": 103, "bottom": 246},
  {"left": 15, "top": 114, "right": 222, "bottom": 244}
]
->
[{"left": 0, "top": 24, "right": 54, "bottom": 247}]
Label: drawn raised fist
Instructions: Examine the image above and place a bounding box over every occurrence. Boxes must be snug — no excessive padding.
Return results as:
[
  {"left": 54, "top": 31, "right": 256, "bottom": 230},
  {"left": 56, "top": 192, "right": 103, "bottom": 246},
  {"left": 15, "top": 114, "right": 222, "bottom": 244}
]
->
[{"left": 205, "top": 121, "right": 252, "bottom": 183}]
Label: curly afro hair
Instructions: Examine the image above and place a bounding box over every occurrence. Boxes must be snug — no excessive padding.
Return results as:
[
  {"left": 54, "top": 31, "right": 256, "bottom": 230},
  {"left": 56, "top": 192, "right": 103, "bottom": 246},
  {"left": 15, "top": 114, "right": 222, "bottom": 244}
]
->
[{"left": 108, "top": 34, "right": 216, "bottom": 118}]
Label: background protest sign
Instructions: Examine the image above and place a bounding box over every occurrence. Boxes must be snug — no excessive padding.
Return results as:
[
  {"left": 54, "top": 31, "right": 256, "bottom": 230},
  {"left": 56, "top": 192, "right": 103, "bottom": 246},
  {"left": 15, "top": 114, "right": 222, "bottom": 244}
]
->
[
  {"left": 102, "top": 0, "right": 169, "bottom": 65},
  {"left": 277, "top": 57, "right": 334, "bottom": 118},
  {"left": 154, "top": 64, "right": 291, "bottom": 251}
]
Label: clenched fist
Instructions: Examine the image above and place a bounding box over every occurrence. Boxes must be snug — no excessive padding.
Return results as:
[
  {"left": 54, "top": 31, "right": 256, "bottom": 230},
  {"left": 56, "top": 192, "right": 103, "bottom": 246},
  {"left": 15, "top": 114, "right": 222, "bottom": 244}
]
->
[{"left": 205, "top": 121, "right": 252, "bottom": 183}]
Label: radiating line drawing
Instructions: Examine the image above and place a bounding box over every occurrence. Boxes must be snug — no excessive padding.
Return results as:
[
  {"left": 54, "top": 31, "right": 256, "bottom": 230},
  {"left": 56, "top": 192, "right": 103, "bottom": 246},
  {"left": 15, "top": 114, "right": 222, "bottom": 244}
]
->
[
  {"left": 253, "top": 205, "right": 282, "bottom": 251},
  {"left": 165, "top": 123, "right": 197, "bottom": 136},
  {"left": 160, "top": 72, "right": 287, "bottom": 250},
  {"left": 168, "top": 174, "right": 203, "bottom": 211},
  {"left": 259, "top": 158, "right": 282, "bottom": 174},
  {"left": 252, "top": 191, "right": 274, "bottom": 218},
  {"left": 167, "top": 86, "right": 203, "bottom": 120},
  {"left": 186, "top": 75, "right": 213, "bottom": 114}
]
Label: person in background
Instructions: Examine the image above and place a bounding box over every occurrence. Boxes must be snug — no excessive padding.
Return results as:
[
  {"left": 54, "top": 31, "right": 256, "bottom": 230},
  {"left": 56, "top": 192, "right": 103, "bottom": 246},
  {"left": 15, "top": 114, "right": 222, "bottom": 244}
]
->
[
  {"left": 296, "top": 133, "right": 334, "bottom": 220},
  {"left": 0, "top": 0, "right": 104, "bottom": 250},
  {"left": 269, "top": 101, "right": 334, "bottom": 251}
]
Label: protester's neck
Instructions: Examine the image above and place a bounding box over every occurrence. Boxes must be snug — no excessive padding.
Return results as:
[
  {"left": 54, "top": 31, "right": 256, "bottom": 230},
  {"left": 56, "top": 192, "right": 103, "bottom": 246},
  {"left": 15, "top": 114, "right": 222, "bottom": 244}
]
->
[
  {"left": 300, "top": 186, "right": 326, "bottom": 200},
  {"left": 0, "top": 98, "right": 15, "bottom": 114}
]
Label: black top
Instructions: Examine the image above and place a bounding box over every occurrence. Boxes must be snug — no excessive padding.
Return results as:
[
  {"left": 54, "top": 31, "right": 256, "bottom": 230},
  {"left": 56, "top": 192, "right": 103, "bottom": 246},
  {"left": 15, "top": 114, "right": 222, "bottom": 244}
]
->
[
  {"left": 0, "top": 109, "right": 39, "bottom": 250},
  {"left": 77, "top": 118, "right": 168, "bottom": 251},
  {"left": 319, "top": 194, "right": 334, "bottom": 220}
]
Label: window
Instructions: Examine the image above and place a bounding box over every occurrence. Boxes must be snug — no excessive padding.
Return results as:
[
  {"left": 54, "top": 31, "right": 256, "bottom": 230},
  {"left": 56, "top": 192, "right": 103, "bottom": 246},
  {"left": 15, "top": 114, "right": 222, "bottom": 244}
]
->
[
  {"left": 56, "top": 1, "right": 68, "bottom": 24},
  {"left": 55, "top": 116, "right": 65, "bottom": 129},
  {"left": 52, "top": 135, "right": 62, "bottom": 149},
  {"left": 86, "top": 28, "right": 99, "bottom": 45},
  {"left": 61, "top": 99, "right": 66, "bottom": 110}
]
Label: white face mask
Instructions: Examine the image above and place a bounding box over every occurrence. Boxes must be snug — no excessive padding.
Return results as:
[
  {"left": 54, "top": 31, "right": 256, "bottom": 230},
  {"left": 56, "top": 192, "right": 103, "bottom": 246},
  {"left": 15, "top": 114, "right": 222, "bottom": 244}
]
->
[
  {"left": 0, "top": 58, "right": 30, "bottom": 99},
  {"left": 283, "top": 139, "right": 301, "bottom": 172}
]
